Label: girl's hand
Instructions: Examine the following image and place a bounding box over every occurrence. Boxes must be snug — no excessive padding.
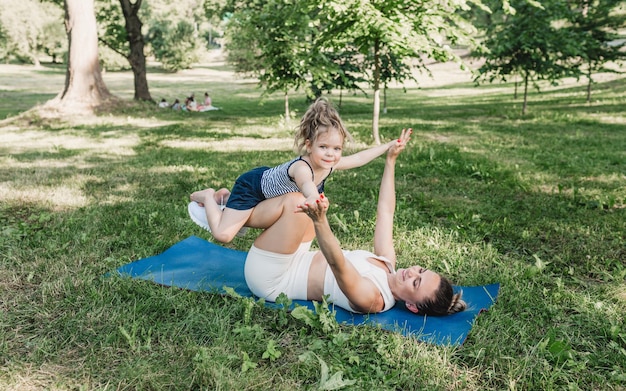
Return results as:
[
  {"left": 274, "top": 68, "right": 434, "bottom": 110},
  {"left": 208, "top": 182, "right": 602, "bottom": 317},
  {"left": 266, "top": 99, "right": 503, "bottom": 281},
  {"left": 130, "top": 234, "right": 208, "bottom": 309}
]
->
[
  {"left": 296, "top": 193, "right": 329, "bottom": 221},
  {"left": 304, "top": 194, "right": 320, "bottom": 207}
]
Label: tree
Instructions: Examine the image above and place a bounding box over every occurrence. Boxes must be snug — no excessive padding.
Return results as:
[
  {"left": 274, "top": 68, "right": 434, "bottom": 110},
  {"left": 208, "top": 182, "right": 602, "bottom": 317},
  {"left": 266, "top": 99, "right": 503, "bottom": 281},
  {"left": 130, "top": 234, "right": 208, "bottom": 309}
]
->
[
  {"left": 144, "top": 0, "right": 208, "bottom": 72},
  {"left": 379, "top": 51, "right": 416, "bottom": 114},
  {"left": 308, "top": 48, "right": 367, "bottom": 107},
  {"left": 220, "top": 0, "right": 321, "bottom": 121},
  {"left": 119, "top": 0, "right": 151, "bottom": 101},
  {"left": 566, "top": 0, "right": 626, "bottom": 102},
  {"left": 147, "top": 20, "right": 200, "bottom": 71},
  {"left": 474, "top": 0, "right": 576, "bottom": 115},
  {"left": 218, "top": 0, "right": 486, "bottom": 141},
  {"left": 45, "top": 0, "right": 114, "bottom": 112},
  {"left": 39, "top": 8, "right": 68, "bottom": 64},
  {"left": 316, "top": 0, "right": 485, "bottom": 143},
  {"left": 97, "top": 0, "right": 152, "bottom": 101}
]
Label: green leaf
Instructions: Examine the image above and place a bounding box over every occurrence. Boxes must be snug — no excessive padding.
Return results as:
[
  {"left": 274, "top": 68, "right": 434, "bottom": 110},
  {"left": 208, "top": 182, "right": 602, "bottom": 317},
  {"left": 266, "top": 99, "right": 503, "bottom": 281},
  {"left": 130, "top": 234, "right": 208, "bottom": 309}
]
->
[
  {"left": 241, "top": 351, "right": 258, "bottom": 373},
  {"left": 317, "top": 356, "right": 356, "bottom": 390},
  {"left": 291, "top": 305, "right": 319, "bottom": 328}
]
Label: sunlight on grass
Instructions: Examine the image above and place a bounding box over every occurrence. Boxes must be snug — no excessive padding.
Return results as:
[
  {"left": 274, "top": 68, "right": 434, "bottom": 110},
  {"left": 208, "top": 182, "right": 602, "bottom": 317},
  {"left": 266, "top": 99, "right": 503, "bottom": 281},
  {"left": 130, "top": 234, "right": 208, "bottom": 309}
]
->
[
  {"left": 2, "top": 157, "right": 94, "bottom": 170},
  {"left": 0, "top": 129, "right": 139, "bottom": 156},
  {"left": 77, "top": 115, "right": 178, "bottom": 129},
  {"left": 587, "top": 114, "right": 626, "bottom": 124},
  {"left": 616, "top": 287, "right": 626, "bottom": 303},
  {"left": 0, "top": 183, "right": 87, "bottom": 209},
  {"left": 0, "top": 127, "right": 143, "bottom": 209},
  {"left": 160, "top": 137, "right": 294, "bottom": 152},
  {"left": 419, "top": 86, "right": 503, "bottom": 97}
]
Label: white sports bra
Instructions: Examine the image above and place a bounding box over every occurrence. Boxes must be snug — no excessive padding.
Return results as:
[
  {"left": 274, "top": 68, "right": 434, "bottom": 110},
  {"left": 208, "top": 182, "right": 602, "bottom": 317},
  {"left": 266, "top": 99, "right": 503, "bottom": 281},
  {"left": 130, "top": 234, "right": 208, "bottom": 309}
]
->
[{"left": 323, "top": 250, "right": 396, "bottom": 313}]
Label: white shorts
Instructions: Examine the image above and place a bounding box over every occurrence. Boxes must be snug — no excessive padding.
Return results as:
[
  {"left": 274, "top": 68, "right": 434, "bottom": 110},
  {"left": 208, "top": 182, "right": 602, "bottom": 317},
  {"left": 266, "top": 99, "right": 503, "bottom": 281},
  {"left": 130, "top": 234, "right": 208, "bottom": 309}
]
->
[{"left": 244, "top": 242, "right": 314, "bottom": 302}]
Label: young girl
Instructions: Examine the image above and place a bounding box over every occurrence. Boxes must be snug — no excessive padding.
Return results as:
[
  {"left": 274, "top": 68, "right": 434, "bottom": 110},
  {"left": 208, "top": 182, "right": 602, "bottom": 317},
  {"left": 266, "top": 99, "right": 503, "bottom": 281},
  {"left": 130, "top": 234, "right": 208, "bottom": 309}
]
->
[{"left": 189, "top": 98, "right": 410, "bottom": 243}]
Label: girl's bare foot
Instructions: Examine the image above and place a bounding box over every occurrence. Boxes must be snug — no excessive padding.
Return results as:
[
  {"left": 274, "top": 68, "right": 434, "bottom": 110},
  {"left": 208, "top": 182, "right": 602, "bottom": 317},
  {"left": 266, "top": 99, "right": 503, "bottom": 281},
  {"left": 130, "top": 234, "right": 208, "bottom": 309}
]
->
[
  {"left": 190, "top": 188, "right": 216, "bottom": 206},
  {"left": 215, "top": 188, "right": 231, "bottom": 206}
]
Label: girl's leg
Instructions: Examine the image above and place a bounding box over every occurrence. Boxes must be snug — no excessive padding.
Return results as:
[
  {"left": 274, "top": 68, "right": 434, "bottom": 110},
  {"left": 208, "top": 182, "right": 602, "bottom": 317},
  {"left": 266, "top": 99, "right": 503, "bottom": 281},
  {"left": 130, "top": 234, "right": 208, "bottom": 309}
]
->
[
  {"left": 190, "top": 188, "right": 251, "bottom": 243},
  {"left": 248, "top": 192, "right": 315, "bottom": 254},
  {"left": 190, "top": 188, "right": 230, "bottom": 207},
  {"left": 213, "top": 208, "right": 253, "bottom": 243}
]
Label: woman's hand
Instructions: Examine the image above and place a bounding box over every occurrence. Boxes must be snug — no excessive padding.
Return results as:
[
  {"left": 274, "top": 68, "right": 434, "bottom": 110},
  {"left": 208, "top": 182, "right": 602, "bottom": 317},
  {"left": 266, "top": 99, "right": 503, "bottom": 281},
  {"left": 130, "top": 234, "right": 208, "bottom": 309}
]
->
[{"left": 388, "top": 128, "right": 412, "bottom": 159}]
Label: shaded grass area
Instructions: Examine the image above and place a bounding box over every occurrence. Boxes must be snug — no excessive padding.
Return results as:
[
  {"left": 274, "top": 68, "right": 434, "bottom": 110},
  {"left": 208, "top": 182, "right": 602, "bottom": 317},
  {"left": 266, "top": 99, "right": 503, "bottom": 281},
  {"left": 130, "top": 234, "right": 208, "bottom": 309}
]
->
[{"left": 1, "top": 63, "right": 625, "bottom": 390}]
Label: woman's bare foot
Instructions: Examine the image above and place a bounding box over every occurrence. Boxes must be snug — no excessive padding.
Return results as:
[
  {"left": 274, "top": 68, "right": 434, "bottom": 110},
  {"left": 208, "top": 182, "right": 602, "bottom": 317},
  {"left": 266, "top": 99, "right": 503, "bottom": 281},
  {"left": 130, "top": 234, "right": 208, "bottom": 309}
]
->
[{"left": 190, "top": 188, "right": 216, "bottom": 206}]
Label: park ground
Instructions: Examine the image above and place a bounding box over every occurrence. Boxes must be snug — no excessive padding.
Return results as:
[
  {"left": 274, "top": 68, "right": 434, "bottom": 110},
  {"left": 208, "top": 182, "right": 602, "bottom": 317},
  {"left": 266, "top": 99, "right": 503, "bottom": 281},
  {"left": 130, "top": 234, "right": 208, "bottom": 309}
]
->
[{"left": 0, "top": 51, "right": 625, "bottom": 390}]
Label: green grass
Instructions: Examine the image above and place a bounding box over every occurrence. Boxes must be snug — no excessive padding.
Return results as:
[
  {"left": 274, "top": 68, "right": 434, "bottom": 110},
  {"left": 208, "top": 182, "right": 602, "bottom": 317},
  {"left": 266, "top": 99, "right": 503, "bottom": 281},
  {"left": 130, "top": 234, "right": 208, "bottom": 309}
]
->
[{"left": 1, "top": 60, "right": 625, "bottom": 390}]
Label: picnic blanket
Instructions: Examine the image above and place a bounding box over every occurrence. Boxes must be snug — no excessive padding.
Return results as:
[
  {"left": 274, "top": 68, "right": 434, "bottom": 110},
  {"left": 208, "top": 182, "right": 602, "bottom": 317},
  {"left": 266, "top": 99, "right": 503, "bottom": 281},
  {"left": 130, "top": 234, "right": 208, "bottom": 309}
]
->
[{"left": 114, "top": 236, "right": 499, "bottom": 346}]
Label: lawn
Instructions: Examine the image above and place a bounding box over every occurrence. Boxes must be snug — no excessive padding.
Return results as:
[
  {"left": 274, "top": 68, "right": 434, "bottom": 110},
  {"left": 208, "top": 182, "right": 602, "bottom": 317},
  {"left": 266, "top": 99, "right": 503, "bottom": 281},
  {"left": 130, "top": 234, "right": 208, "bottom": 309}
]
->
[{"left": 1, "top": 55, "right": 625, "bottom": 390}]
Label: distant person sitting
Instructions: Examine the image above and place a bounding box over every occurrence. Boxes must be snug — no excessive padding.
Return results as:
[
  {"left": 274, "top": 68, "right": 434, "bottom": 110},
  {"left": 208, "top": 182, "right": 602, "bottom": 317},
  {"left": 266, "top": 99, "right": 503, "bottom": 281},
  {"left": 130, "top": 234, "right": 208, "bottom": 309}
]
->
[
  {"left": 171, "top": 99, "right": 182, "bottom": 110},
  {"left": 186, "top": 96, "right": 199, "bottom": 112},
  {"left": 158, "top": 98, "right": 169, "bottom": 108},
  {"left": 199, "top": 92, "right": 220, "bottom": 111}
]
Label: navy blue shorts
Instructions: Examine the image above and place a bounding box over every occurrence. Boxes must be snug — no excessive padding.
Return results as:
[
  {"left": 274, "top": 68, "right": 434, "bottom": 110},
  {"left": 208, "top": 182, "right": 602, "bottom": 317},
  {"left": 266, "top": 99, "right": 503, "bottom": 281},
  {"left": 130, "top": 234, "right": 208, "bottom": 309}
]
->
[{"left": 226, "top": 166, "right": 270, "bottom": 210}]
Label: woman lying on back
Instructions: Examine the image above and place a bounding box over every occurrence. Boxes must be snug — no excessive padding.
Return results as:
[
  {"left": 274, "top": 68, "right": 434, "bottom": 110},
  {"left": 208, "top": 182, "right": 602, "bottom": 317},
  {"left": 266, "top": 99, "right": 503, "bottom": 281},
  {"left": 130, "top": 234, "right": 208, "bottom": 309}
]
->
[{"left": 240, "top": 128, "right": 466, "bottom": 315}]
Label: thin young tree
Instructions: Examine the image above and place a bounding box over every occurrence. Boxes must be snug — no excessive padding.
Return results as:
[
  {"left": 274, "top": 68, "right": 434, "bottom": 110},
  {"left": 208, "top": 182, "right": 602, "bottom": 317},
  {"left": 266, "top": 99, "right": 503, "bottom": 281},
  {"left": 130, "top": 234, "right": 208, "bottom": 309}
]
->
[
  {"left": 316, "top": 0, "right": 484, "bottom": 143},
  {"left": 566, "top": 0, "right": 626, "bottom": 102},
  {"left": 220, "top": 0, "right": 318, "bottom": 121},
  {"left": 474, "top": 0, "right": 575, "bottom": 115},
  {"left": 219, "top": 0, "right": 485, "bottom": 141}
]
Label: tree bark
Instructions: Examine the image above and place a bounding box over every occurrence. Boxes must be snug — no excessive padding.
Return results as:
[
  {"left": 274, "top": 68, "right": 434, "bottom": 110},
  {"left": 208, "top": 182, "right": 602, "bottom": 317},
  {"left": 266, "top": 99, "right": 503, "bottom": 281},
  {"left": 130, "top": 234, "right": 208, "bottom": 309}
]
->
[
  {"left": 383, "top": 84, "right": 387, "bottom": 114},
  {"left": 119, "top": 0, "right": 152, "bottom": 101},
  {"left": 586, "top": 61, "right": 593, "bottom": 103},
  {"left": 522, "top": 71, "right": 529, "bottom": 116},
  {"left": 46, "top": 0, "right": 113, "bottom": 112}
]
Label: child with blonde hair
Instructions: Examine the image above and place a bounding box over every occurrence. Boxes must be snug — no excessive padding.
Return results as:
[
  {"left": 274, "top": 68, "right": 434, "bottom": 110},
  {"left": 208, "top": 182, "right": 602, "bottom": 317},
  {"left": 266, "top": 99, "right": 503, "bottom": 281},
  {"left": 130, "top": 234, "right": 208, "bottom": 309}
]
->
[{"left": 189, "top": 98, "right": 409, "bottom": 243}]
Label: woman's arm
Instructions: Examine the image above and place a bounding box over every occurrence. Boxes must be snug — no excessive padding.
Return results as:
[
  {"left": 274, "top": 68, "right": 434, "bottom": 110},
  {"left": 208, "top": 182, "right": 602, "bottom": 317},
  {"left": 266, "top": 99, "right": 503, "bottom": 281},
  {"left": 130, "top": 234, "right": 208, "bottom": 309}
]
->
[
  {"left": 299, "top": 197, "right": 384, "bottom": 313},
  {"left": 373, "top": 129, "right": 411, "bottom": 267}
]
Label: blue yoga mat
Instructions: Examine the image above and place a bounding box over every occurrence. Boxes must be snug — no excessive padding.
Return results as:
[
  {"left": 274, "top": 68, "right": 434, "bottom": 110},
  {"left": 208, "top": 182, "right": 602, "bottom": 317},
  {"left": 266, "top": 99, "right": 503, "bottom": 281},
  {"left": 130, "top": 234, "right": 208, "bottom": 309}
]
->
[{"left": 115, "top": 236, "right": 499, "bottom": 346}]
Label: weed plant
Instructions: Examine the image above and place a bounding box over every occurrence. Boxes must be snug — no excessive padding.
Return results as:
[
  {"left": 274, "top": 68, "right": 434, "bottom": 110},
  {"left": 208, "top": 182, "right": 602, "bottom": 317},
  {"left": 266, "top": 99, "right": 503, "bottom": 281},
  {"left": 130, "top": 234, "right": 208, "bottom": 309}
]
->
[{"left": 0, "top": 63, "right": 625, "bottom": 390}]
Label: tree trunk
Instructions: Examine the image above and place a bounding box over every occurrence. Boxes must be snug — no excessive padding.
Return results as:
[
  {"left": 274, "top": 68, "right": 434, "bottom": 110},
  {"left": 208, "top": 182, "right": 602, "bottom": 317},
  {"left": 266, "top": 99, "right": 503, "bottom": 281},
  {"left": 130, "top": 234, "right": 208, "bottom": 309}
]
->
[
  {"left": 120, "top": 0, "right": 152, "bottom": 101},
  {"left": 284, "top": 91, "right": 290, "bottom": 122},
  {"left": 371, "top": 38, "right": 381, "bottom": 145},
  {"left": 383, "top": 83, "right": 387, "bottom": 114},
  {"left": 522, "top": 71, "right": 529, "bottom": 116},
  {"left": 31, "top": 46, "right": 41, "bottom": 67},
  {"left": 46, "top": 0, "right": 113, "bottom": 112},
  {"left": 586, "top": 61, "right": 593, "bottom": 103}
]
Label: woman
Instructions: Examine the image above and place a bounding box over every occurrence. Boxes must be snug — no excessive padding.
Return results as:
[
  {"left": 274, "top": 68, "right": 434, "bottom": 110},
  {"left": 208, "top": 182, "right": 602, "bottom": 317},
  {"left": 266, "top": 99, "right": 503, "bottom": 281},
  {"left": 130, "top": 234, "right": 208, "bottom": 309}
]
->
[{"left": 242, "top": 129, "right": 466, "bottom": 315}]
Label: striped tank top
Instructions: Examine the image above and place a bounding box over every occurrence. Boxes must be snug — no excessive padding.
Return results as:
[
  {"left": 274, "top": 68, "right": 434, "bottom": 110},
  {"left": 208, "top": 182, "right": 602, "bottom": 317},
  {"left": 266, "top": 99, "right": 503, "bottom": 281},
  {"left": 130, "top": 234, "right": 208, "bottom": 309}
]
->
[{"left": 260, "top": 157, "right": 331, "bottom": 198}]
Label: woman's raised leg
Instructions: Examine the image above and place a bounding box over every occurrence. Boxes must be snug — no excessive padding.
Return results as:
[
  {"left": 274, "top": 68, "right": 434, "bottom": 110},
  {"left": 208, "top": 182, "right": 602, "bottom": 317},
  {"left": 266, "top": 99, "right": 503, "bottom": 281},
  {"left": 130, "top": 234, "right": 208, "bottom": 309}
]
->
[{"left": 248, "top": 192, "right": 315, "bottom": 254}]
